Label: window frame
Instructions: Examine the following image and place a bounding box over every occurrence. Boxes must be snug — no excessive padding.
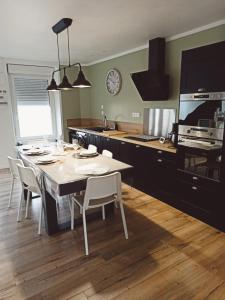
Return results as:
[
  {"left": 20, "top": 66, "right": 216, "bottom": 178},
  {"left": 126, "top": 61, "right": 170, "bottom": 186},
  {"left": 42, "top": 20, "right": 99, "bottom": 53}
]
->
[{"left": 10, "top": 73, "right": 57, "bottom": 142}]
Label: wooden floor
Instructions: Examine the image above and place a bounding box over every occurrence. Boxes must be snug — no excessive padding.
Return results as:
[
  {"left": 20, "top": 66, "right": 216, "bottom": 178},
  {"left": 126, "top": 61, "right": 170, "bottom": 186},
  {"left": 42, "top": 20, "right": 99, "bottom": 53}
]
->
[{"left": 1, "top": 170, "right": 225, "bottom": 300}]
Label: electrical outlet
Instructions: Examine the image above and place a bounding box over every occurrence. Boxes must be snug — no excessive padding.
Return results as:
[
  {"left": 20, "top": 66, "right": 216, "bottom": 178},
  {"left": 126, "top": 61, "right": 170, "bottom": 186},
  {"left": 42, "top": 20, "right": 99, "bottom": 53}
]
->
[
  {"left": 101, "top": 105, "right": 104, "bottom": 110},
  {"left": 132, "top": 112, "right": 141, "bottom": 118}
]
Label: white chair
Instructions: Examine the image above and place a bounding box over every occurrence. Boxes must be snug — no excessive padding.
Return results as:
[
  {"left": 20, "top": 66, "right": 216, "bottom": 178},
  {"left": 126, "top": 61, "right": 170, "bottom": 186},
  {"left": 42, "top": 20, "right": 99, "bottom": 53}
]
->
[
  {"left": 7, "top": 156, "right": 24, "bottom": 208},
  {"left": 17, "top": 164, "right": 44, "bottom": 235},
  {"left": 102, "top": 149, "right": 113, "bottom": 158},
  {"left": 70, "top": 172, "right": 128, "bottom": 255},
  {"left": 88, "top": 144, "right": 97, "bottom": 152}
]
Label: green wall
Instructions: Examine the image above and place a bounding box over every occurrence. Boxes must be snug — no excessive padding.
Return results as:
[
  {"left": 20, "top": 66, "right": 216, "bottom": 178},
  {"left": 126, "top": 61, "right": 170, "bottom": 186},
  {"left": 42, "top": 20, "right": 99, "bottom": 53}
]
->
[
  {"left": 60, "top": 67, "right": 80, "bottom": 139},
  {"left": 61, "top": 23, "right": 225, "bottom": 132}
]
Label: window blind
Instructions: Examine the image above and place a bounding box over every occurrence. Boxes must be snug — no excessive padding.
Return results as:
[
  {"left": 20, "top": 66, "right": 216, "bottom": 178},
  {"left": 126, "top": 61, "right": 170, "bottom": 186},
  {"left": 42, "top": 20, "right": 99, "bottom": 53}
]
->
[{"left": 14, "top": 77, "right": 49, "bottom": 106}]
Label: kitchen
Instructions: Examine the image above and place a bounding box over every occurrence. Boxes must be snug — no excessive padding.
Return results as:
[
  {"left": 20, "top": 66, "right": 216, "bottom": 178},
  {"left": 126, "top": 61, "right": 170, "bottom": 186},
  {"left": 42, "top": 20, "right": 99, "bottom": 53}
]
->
[{"left": 1, "top": 1, "right": 225, "bottom": 299}]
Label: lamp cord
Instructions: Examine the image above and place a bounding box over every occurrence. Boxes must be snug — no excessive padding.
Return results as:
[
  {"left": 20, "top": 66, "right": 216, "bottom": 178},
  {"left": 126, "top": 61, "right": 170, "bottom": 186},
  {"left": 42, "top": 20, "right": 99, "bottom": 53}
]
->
[
  {"left": 67, "top": 27, "right": 71, "bottom": 67},
  {"left": 57, "top": 34, "right": 61, "bottom": 69}
]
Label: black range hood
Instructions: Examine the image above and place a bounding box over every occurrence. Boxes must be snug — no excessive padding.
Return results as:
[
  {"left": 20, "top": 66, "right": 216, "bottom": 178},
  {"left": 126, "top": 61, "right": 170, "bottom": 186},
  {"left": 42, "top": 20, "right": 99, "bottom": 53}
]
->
[{"left": 131, "top": 37, "right": 169, "bottom": 101}]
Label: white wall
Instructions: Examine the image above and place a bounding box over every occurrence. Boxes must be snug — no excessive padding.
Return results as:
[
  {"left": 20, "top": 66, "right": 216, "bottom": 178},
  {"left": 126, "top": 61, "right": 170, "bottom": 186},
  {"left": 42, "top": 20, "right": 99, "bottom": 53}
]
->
[{"left": 0, "top": 58, "right": 16, "bottom": 168}]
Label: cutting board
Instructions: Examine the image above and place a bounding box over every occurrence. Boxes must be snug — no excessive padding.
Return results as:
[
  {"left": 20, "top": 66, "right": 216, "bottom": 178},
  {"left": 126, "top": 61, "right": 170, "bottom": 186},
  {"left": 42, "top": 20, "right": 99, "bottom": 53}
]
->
[{"left": 103, "top": 130, "right": 127, "bottom": 136}]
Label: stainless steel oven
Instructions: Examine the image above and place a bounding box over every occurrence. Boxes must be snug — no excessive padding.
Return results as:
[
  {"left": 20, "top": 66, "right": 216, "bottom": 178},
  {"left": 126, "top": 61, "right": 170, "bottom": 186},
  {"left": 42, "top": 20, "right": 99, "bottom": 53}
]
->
[{"left": 177, "top": 137, "right": 223, "bottom": 181}]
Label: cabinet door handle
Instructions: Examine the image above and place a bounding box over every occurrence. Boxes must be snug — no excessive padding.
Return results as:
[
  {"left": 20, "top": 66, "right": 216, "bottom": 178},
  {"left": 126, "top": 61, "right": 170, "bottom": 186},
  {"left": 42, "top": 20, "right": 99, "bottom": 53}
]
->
[
  {"left": 157, "top": 150, "right": 162, "bottom": 154},
  {"left": 192, "top": 176, "right": 198, "bottom": 181},
  {"left": 135, "top": 145, "right": 140, "bottom": 148},
  {"left": 157, "top": 159, "right": 162, "bottom": 163},
  {"left": 107, "top": 138, "right": 110, "bottom": 141},
  {"left": 192, "top": 186, "right": 198, "bottom": 190},
  {"left": 121, "top": 142, "right": 125, "bottom": 145}
]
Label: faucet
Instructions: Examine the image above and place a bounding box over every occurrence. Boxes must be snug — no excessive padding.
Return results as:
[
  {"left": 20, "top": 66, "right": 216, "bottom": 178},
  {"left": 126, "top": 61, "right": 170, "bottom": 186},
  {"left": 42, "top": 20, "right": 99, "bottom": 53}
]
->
[{"left": 103, "top": 114, "right": 108, "bottom": 129}]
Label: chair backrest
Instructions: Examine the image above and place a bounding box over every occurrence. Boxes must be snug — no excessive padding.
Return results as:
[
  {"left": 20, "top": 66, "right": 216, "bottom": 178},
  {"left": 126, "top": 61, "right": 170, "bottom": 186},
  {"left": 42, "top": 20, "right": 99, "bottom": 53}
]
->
[
  {"left": 8, "top": 156, "right": 24, "bottom": 178},
  {"left": 102, "top": 149, "right": 113, "bottom": 158},
  {"left": 17, "top": 164, "right": 41, "bottom": 195},
  {"left": 84, "top": 172, "right": 121, "bottom": 209},
  {"left": 88, "top": 144, "right": 97, "bottom": 152}
]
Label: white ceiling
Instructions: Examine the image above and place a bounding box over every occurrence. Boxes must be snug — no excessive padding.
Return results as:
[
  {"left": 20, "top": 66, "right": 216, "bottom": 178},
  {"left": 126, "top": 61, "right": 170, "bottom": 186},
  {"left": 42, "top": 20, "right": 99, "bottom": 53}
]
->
[{"left": 1, "top": 0, "right": 225, "bottom": 64}]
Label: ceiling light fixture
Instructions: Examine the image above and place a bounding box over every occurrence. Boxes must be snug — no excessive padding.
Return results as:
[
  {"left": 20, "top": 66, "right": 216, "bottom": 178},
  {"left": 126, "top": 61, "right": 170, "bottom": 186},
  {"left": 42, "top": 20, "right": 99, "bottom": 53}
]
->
[{"left": 47, "top": 18, "right": 92, "bottom": 91}]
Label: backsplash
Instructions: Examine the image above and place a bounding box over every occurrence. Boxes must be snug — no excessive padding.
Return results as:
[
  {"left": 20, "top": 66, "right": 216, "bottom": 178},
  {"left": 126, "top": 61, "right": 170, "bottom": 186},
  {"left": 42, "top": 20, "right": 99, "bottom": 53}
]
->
[{"left": 67, "top": 118, "right": 143, "bottom": 134}]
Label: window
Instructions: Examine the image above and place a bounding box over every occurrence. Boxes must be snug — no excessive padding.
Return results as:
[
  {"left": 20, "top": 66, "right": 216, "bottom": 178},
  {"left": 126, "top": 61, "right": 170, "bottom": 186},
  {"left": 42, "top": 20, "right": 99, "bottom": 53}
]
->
[{"left": 10, "top": 74, "right": 57, "bottom": 141}]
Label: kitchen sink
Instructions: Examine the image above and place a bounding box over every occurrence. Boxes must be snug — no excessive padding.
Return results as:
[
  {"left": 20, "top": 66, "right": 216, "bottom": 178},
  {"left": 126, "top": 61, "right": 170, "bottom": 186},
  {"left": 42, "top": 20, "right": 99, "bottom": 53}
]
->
[{"left": 85, "top": 126, "right": 111, "bottom": 132}]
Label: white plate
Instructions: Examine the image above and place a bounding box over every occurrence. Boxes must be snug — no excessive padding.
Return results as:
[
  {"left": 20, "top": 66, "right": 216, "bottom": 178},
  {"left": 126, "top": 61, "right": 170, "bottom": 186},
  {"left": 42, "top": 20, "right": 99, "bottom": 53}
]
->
[
  {"left": 36, "top": 157, "right": 57, "bottom": 164},
  {"left": 75, "top": 164, "right": 109, "bottom": 175},
  {"left": 26, "top": 149, "right": 45, "bottom": 155},
  {"left": 79, "top": 149, "right": 97, "bottom": 156}
]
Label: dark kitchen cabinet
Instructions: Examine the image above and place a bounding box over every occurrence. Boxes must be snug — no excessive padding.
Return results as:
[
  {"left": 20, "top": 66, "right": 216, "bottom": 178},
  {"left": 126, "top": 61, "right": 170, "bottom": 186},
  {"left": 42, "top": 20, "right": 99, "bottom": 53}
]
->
[
  {"left": 117, "top": 140, "right": 134, "bottom": 185},
  {"left": 131, "top": 145, "right": 155, "bottom": 193},
  {"left": 93, "top": 135, "right": 103, "bottom": 153},
  {"left": 151, "top": 150, "right": 176, "bottom": 193},
  {"left": 180, "top": 41, "right": 225, "bottom": 94},
  {"left": 176, "top": 180, "right": 215, "bottom": 213},
  {"left": 86, "top": 133, "right": 103, "bottom": 153},
  {"left": 118, "top": 141, "right": 134, "bottom": 164},
  {"left": 176, "top": 170, "right": 222, "bottom": 214},
  {"left": 101, "top": 137, "right": 119, "bottom": 159}
]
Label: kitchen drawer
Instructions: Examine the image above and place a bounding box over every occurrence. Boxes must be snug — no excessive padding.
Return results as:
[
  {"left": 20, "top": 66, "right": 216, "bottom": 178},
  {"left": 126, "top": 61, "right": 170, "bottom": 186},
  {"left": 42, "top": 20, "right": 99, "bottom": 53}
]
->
[
  {"left": 154, "top": 149, "right": 176, "bottom": 161},
  {"left": 153, "top": 156, "right": 176, "bottom": 168},
  {"left": 177, "top": 169, "right": 221, "bottom": 191},
  {"left": 176, "top": 179, "right": 215, "bottom": 212}
]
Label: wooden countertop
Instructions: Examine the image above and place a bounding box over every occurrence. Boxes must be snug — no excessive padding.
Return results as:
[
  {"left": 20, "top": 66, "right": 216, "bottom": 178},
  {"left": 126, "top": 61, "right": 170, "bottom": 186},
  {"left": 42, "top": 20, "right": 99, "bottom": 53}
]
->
[{"left": 68, "top": 127, "right": 177, "bottom": 154}]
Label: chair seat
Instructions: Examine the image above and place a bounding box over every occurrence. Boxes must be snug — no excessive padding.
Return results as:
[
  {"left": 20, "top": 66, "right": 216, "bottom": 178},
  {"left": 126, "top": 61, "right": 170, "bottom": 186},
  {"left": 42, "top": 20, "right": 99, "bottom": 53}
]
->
[
  {"left": 73, "top": 193, "right": 116, "bottom": 208},
  {"left": 26, "top": 185, "right": 41, "bottom": 195}
]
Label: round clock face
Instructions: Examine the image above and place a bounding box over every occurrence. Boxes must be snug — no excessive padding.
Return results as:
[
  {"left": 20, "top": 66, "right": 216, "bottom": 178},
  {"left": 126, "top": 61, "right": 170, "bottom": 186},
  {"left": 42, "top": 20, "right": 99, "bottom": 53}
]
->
[{"left": 106, "top": 69, "right": 122, "bottom": 95}]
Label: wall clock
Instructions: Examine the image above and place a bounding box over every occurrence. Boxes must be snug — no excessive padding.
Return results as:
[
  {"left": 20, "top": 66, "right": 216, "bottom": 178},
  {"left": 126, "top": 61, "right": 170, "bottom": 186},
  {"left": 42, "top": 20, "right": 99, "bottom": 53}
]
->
[{"left": 106, "top": 69, "right": 122, "bottom": 95}]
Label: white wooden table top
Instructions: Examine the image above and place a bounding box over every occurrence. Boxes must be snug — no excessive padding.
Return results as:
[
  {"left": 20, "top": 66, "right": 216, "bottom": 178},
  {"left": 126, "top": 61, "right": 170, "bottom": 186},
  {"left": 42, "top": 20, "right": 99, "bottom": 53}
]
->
[{"left": 18, "top": 145, "right": 132, "bottom": 186}]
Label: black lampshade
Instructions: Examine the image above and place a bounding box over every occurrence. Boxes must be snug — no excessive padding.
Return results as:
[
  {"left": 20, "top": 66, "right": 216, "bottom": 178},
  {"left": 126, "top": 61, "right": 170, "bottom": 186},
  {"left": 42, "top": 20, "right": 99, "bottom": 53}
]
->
[
  {"left": 47, "top": 78, "right": 58, "bottom": 91},
  {"left": 58, "top": 75, "right": 73, "bottom": 90},
  {"left": 72, "top": 70, "right": 92, "bottom": 88}
]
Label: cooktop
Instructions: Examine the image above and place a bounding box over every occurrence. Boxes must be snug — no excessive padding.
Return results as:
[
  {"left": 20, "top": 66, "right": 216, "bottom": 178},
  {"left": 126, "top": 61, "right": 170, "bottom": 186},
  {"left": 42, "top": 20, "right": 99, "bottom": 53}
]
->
[{"left": 124, "top": 135, "right": 159, "bottom": 142}]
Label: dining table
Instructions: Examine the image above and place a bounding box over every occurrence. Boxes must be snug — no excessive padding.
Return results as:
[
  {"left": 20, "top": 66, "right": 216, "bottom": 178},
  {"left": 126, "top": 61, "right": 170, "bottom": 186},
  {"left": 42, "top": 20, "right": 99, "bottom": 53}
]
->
[{"left": 17, "top": 143, "right": 133, "bottom": 235}]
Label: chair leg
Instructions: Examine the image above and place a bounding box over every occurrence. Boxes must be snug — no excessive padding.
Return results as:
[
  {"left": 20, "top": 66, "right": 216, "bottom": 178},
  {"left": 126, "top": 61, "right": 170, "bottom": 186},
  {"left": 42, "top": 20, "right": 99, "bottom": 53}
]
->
[
  {"left": 56, "top": 197, "right": 60, "bottom": 208},
  {"left": 68, "top": 195, "right": 72, "bottom": 213},
  {"left": 17, "top": 188, "right": 24, "bottom": 222},
  {"left": 82, "top": 210, "right": 89, "bottom": 255},
  {"left": 71, "top": 200, "right": 75, "bottom": 230},
  {"left": 38, "top": 199, "right": 43, "bottom": 235},
  {"left": 25, "top": 190, "right": 31, "bottom": 219},
  {"left": 8, "top": 178, "right": 15, "bottom": 208},
  {"left": 119, "top": 201, "right": 128, "bottom": 240},
  {"left": 102, "top": 205, "right": 105, "bottom": 220}
]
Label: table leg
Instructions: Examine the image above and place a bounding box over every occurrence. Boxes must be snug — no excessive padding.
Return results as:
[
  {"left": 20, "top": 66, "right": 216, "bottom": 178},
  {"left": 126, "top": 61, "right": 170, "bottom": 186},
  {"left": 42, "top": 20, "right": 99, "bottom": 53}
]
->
[{"left": 42, "top": 189, "right": 59, "bottom": 235}]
